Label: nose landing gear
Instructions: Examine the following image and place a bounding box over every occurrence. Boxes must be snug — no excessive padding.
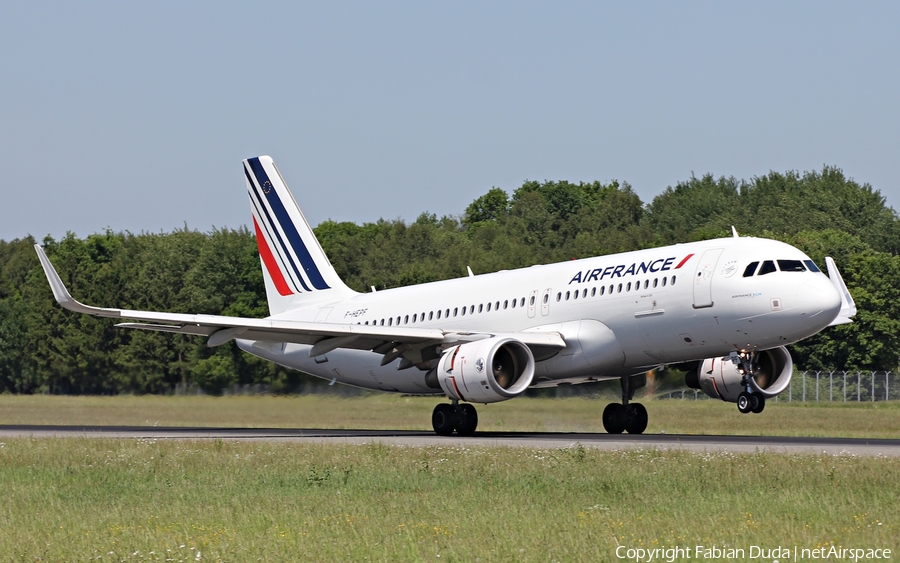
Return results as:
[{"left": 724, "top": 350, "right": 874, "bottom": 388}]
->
[{"left": 731, "top": 351, "right": 767, "bottom": 415}]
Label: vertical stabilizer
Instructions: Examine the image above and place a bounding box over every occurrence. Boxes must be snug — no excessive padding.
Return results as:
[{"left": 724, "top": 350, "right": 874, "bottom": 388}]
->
[{"left": 244, "top": 156, "right": 357, "bottom": 315}]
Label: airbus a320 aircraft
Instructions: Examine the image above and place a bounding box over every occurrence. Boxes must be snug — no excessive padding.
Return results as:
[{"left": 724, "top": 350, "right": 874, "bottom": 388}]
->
[{"left": 35, "top": 156, "right": 857, "bottom": 435}]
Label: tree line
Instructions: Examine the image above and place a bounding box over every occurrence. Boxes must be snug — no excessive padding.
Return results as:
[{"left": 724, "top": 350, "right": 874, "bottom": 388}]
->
[{"left": 1, "top": 166, "right": 899, "bottom": 394}]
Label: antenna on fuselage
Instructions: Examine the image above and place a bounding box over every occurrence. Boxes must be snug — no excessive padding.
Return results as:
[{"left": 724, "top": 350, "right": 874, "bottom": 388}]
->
[
  {"left": 466, "top": 266, "right": 475, "bottom": 277},
  {"left": 731, "top": 226, "right": 739, "bottom": 238}
]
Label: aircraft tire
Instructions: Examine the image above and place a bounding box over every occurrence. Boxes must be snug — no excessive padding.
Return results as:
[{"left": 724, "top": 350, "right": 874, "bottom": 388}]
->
[
  {"left": 456, "top": 403, "right": 478, "bottom": 436},
  {"left": 751, "top": 393, "right": 766, "bottom": 414},
  {"left": 602, "top": 403, "right": 627, "bottom": 434},
  {"left": 432, "top": 404, "right": 456, "bottom": 436},
  {"left": 737, "top": 392, "right": 753, "bottom": 414},
  {"left": 626, "top": 403, "right": 648, "bottom": 434}
]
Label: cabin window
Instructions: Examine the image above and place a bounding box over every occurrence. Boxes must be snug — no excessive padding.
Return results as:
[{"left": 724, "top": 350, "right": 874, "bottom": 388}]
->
[
  {"left": 478, "top": 304, "right": 483, "bottom": 313},
  {"left": 556, "top": 292, "right": 562, "bottom": 302},
  {"left": 445, "top": 308, "right": 450, "bottom": 318},
  {"left": 804, "top": 259, "right": 821, "bottom": 273},
  {"left": 626, "top": 282, "right": 631, "bottom": 292},
  {"left": 412, "top": 314, "right": 417, "bottom": 323},
  {"left": 671, "top": 276, "right": 676, "bottom": 285},
  {"left": 617, "top": 283, "right": 623, "bottom": 293},
  {"left": 530, "top": 296, "right": 536, "bottom": 306},
  {"left": 600, "top": 286, "right": 606, "bottom": 295},
  {"left": 778, "top": 259, "right": 806, "bottom": 272},
  {"left": 652, "top": 278, "right": 658, "bottom": 288},
  {"left": 404, "top": 315, "right": 409, "bottom": 324},
  {"left": 590, "top": 287, "right": 596, "bottom": 297},
  {"left": 565, "top": 291, "right": 570, "bottom": 300},
  {"left": 429, "top": 311, "right": 434, "bottom": 320},
  {"left": 662, "top": 277, "right": 667, "bottom": 287},
  {"left": 388, "top": 318, "right": 393, "bottom": 326},
  {"left": 644, "top": 280, "right": 649, "bottom": 290},
  {"left": 495, "top": 301, "right": 500, "bottom": 310},
  {"left": 436, "top": 310, "right": 441, "bottom": 319},
  {"left": 503, "top": 300, "right": 508, "bottom": 309},
  {"left": 543, "top": 293, "right": 549, "bottom": 304},
  {"left": 573, "top": 290, "right": 578, "bottom": 300},
  {"left": 461, "top": 306, "right": 466, "bottom": 316},
  {"left": 511, "top": 298, "right": 517, "bottom": 308},
  {"left": 396, "top": 316, "right": 401, "bottom": 325},
  {"left": 453, "top": 307, "right": 458, "bottom": 317},
  {"left": 470, "top": 305, "right": 475, "bottom": 314},
  {"left": 743, "top": 261, "right": 759, "bottom": 277},
  {"left": 758, "top": 260, "right": 777, "bottom": 275}
]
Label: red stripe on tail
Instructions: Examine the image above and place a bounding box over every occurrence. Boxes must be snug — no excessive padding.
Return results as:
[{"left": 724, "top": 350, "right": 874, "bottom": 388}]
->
[{"left": 254, "top": 217, "right": 294, "bottom": 296}]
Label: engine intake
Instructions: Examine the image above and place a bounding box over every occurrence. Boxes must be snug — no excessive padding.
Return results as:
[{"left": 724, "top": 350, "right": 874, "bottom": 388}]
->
[
  {"left": 694, "top": 346, "right": 793, "bottom": 402},
  {"left": 435, "top": 337, "right": 535, "bottom": 403}
]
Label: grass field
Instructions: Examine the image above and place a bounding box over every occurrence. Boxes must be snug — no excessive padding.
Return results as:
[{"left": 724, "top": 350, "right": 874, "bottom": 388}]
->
[
  {"left": 0, "top": 438, "right": 897, "bottom": 562},
  {"left": 1, "top": 393, "right": 899, "bottom": 438},
  {"left": 1, "top": 396, "right": 898, "bottom": 561}
]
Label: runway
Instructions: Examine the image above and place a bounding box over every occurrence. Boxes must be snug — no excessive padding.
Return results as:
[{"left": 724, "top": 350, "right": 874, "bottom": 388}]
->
[{"left": 0, "top": 425, "right": 897, "bottom": 456}]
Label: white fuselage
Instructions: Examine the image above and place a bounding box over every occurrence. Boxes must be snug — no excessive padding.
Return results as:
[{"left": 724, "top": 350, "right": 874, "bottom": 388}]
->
[{"left": 237, "top": 236, "right": 842, "bottom": 394}]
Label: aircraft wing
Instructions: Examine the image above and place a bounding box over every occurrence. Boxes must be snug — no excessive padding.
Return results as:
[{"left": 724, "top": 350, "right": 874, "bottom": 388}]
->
[{"left": 35, "top": 245, "right": 565, "bottom": 358}]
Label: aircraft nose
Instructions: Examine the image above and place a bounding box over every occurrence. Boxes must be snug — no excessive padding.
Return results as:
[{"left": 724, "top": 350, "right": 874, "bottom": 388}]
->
[{"left": 796, "top": 277, "right": 841, "bottom": 317}]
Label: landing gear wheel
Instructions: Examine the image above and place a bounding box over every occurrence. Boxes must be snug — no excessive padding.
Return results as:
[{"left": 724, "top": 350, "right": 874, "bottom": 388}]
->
[
  {"left": 602, "top": 403, "right": 627, "bottom": 434},
  {"left": 737, "top": 392, "right": 753, "bottom": 414},
  {"left": 456, "top": 403, "right": 478, "bottom": 436},
  {"left": 626, "top": 403, "right": 648, "bottom": 434},
  {"left": 432, "top": 404, "right": 455, "bottom": 436},
  {"left": 751, "top": 392, "right": 766, "bottom": 414}
]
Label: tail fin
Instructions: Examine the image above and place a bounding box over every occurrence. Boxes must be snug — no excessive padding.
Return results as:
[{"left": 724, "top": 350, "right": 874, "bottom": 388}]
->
[{"left": 243, "top": 155, "right": 356, "bottom": 315}]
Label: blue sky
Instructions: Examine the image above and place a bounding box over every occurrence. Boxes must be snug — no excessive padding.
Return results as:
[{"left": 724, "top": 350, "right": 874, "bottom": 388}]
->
[{"left": 2, "top": 1, "right": 898, "bottom": 242}]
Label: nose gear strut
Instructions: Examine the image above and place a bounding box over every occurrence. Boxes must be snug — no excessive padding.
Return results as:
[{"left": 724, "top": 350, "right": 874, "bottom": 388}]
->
[{"left": 731, "top": 351, "right": 766, "bottom": 414}]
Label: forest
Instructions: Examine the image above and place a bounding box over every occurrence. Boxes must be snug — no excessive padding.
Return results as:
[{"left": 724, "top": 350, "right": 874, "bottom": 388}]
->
[{"left": 1, "top": 165, "right": 899, "bottom": 395}]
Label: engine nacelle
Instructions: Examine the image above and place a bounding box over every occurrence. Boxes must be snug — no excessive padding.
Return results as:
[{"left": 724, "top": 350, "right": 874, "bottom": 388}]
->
[
  {"left": 695, "top": 346, "right": 793, "bottom": 402},
  {"left": 435, "top": 337, "right": 535, "bottom": 403}
]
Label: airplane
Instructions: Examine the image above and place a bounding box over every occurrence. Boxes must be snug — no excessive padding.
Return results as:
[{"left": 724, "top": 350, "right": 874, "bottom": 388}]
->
[{"left": 34, "top": 155, "right": 857, "bottom": 436}]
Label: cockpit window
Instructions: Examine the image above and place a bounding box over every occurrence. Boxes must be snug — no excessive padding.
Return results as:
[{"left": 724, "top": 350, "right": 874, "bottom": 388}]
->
[
  {"left": 803, "top": 259, "right": 821, "bottom": 273},
  {"left": 777, "top": 260, "right": 806, "bottom": 272},
  {"left": 757, "top": 260, "right": 777, "bottom": 275},
  {"left": 743, "top": 261, "right": 759, "bottom": 277}
]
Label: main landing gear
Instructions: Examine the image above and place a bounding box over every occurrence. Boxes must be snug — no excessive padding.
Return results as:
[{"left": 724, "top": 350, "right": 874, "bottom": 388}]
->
[
  {"left": 432, "top": 401, "right": 478, "bottom": 436},
  {"left": 602, "top": 374, "right": 648, "bottom": 434},
  {"left": 731, "top": 351, "right": 766, "bottom": 415}
]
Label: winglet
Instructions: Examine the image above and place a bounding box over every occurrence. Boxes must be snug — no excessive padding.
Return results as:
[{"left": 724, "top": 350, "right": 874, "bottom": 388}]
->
[
  {"left": 825, "top": 256, "right": 857, "bottom": 325},
  {"left": 33, "top": 245, "right": 121, "bottom": 318}
]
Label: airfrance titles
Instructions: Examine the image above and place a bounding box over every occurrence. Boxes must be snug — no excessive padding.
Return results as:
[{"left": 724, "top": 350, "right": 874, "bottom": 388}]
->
[{"left": 568, "top": 254, "right": 693, "bottom": 285}]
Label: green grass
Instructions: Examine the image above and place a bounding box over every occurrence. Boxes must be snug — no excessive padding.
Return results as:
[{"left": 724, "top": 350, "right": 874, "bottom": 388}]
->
[
  {"left": 0, "top": 439, "right": 897, "bottom": 562},
  {"left": 1, "top": 394, "right": 899, "bottom": 438}
]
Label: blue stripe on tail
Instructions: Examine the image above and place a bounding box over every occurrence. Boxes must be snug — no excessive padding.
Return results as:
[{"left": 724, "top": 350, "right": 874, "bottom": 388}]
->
[
  {"left": 246, "top": 158, "right": 331, "bottom": 290},
  {"left": 245, "top": 168, "right": 312, "bottom": 293}
]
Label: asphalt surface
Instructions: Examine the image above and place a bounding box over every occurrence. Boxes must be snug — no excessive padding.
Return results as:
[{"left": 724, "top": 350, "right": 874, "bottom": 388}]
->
[{"left": 0, "top": 425, "right": 897, "bottom": 456}]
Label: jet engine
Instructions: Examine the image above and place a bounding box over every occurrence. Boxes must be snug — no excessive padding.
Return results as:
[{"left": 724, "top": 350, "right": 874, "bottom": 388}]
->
[
  {"left": 434, "top": 337, "right": 535, "bottom": 403},
  {"left": 691, "top": 346, "right": 793, "bottom": 402}
]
